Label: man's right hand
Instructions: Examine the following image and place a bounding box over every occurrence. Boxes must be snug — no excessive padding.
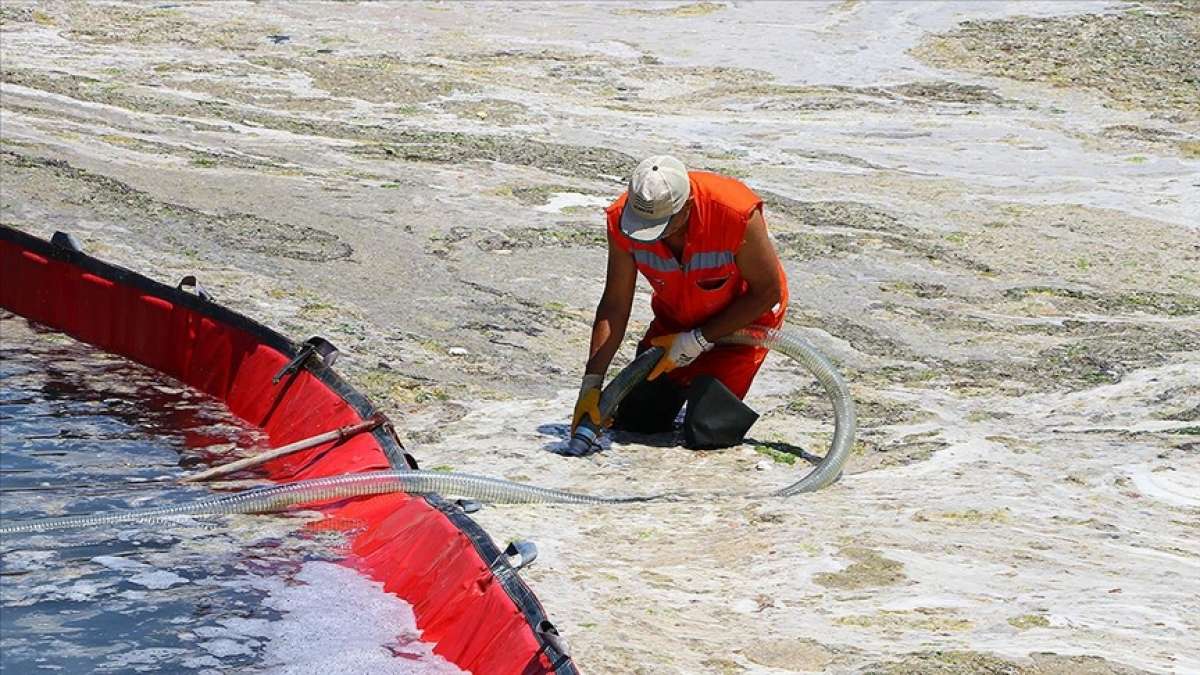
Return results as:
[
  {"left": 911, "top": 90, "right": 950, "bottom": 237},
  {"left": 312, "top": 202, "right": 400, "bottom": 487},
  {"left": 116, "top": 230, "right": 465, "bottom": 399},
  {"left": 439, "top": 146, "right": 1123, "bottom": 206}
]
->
[{"left": 571, "top": 373, "right": 604, "bottom": 434}]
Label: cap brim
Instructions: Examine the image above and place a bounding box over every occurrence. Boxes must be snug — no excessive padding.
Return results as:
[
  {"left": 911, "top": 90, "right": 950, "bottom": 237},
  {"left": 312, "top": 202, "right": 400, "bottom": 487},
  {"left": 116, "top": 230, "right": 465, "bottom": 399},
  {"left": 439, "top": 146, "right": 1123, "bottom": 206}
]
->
[{"left": 620, "top": 205, "right": 670, "bottom": 242}]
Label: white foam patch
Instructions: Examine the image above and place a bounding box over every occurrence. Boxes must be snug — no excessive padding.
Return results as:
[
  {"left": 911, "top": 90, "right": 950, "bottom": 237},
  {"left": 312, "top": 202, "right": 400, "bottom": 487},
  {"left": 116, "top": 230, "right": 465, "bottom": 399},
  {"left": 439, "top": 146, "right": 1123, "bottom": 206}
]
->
[
  {"left": 1, "top": 549, "right": 55, "bottom": 573},
  {"left": 93, "top": 555, "right": 147, "bottom": 572},
  {"left": 1129, "top": 464, "right": 1200, "bottom": 509},
  {"left": 22, "top": 579, "right": 108, "bottom": 604},
  {"left": 202, "top": 637, "right": 256, "bottom": 658},
  {"left": 93, "top": 555, "right": 189, "bottom": 589},
  {"left": 129, "top": 570, "right": 189, "bottom": 590},
  {"left": 103, "top": 647, "right": 191, "bottom": 669},
  {"left": 534, "top": 192, "right": 611, "bottom": 213},
  {"left": 257, "top": 562, "right": 466, "bottom": 675}
]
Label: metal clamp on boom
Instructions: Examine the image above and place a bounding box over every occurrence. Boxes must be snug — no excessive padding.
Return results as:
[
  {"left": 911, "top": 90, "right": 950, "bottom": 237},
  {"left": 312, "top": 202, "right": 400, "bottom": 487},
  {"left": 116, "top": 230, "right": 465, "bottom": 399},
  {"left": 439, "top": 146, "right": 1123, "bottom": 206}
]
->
[
  {"left": 176, "top": 275, "right": 213, "bottom": 302},
  {"left": 535, "top": 620, "right": 571, "bottom": 663},
  {"left": 493, "top": 539, "right": 538, "bottom": 575},
  {"left": 272, "top": 336, "right": 339, "bottom": 384},
  {"left": 455, "top": 499, "right": 482, "bottom": 513},
  {"left": 50, "top": 231, "right": 83, "bottom": 253}
]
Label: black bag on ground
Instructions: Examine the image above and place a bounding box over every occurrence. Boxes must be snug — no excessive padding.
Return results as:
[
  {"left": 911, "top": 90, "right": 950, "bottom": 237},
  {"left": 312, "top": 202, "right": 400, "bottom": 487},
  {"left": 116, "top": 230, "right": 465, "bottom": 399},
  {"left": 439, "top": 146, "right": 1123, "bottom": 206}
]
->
[
  {"left": 683, "top": 375, "right": 759, "bottom": 449},
  {"left": 612, "top": 373, "right": 688, "bottom": 434}
]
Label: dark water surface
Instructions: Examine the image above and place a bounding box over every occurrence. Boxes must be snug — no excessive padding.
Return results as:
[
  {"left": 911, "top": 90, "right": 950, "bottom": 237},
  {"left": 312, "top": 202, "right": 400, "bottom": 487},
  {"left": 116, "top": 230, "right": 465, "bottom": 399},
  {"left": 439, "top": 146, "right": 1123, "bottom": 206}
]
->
[{"left": 0, "top": 313, "right": 459, "bottom": 674}]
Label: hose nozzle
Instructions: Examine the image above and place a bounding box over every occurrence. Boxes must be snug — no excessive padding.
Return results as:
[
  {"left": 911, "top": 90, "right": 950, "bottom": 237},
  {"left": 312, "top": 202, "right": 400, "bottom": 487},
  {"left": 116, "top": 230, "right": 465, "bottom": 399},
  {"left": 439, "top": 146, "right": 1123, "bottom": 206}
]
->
[{"left": 564, "top": 419, "right": 603, "bottom": 456}]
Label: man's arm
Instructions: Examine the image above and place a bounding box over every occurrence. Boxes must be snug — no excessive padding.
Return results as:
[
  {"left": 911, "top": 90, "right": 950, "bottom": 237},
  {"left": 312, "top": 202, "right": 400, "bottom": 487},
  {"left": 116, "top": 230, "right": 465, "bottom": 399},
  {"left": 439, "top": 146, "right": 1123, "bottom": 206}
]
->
[
  {"left": 584, "top": 234, "right": 637, "bottom": 377},
  {"left": 698, "top": 209, "right": 783, "bottom": 341}
]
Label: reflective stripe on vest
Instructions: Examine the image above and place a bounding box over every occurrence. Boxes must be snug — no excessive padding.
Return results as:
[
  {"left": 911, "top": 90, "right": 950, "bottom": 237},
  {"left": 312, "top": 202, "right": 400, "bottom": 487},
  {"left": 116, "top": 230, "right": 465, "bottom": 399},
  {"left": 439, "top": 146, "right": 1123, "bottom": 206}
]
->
[
  {"left": 683, "top": 251, "right": 734, "bottom": 273},
  {"left": 631, "top": 249, "right": 736, "bottom": 274},
  {"left": 632, "top": 249, "right": 678, "bottom": 273}
]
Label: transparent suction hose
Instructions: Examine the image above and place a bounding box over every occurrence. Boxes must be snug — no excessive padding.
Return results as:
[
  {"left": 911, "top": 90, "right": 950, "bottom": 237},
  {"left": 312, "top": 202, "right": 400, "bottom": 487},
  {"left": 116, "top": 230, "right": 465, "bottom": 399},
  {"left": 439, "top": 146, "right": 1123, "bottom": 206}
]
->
[
  {"left": 0, "top": 328, "right": 855, "bottom": 535},
  {"left": 0, "top": 471, "right": 663, "bottom": 535}
]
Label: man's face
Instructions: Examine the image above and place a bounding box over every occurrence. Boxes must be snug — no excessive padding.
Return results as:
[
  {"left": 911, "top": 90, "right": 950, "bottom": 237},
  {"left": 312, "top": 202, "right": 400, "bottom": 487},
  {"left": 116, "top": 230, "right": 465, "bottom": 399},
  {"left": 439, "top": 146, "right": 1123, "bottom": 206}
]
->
[{"left": 660, "top": 199, "right": 693, "bottom": 240}]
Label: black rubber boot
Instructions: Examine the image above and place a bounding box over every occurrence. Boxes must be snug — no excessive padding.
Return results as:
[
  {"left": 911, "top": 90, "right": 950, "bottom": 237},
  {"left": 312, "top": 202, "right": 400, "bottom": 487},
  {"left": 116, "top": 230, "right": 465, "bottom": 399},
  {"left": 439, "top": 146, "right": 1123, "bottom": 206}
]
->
[{"left": 683, "top": 375, "right": 759, "bottom": 449}]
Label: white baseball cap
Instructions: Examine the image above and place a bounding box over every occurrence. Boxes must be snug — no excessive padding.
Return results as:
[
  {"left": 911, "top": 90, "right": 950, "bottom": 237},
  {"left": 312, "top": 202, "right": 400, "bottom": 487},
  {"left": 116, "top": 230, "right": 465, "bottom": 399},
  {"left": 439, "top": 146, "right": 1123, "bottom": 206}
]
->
[{"left": 620, "top": 155, "right": 691, "bottom": 242}]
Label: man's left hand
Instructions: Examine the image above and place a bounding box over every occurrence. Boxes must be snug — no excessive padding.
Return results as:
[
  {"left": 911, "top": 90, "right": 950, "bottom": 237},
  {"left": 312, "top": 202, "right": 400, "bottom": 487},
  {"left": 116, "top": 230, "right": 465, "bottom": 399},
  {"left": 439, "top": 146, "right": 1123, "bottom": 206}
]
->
[{"left": 648, "top": 329, "right": 711, "bottom": 381}]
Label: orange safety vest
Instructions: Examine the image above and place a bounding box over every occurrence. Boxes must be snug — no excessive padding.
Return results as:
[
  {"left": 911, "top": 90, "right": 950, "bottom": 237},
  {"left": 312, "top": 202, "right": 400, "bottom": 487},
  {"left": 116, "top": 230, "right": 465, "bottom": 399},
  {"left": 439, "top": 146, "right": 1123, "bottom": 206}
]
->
[{"left": 606, "top": 171, "right": 788, "bottom": 330}]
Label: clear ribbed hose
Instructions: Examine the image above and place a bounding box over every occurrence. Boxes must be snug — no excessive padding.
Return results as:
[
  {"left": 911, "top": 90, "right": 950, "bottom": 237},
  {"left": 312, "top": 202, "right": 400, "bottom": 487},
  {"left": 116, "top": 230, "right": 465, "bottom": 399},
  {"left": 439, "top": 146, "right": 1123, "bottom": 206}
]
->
[
  {"left": 718, "top": 326, "right": 856, "bottom": 495},
  {"left": 0, "top": 471, "right": 668, "bottom": 535},
  {"left": 0, "top": 328, "right": 855, "bottom": 535}
]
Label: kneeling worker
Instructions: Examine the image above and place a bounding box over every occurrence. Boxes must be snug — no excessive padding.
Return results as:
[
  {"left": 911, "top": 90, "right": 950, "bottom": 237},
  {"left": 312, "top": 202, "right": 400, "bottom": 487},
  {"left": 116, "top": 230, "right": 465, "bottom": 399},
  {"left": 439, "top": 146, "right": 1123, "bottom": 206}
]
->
[{"left": 572, "top": 155, "right": 788, "bottom": 449}]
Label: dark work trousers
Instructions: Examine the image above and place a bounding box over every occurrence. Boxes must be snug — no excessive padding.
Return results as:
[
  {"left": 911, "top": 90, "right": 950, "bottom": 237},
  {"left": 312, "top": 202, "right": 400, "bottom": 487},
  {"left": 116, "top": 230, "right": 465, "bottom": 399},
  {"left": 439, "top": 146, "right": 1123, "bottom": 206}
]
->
[{"left": 613, "top": 373, "right": 758, "bottom": 449}]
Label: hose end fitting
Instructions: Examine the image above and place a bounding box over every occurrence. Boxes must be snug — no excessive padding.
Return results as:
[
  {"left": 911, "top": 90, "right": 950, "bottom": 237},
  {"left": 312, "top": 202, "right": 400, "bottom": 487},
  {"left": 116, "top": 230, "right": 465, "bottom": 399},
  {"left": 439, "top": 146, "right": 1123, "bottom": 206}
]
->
[{"left": 564, "top": 420, "right": 603, "bottom": 456}]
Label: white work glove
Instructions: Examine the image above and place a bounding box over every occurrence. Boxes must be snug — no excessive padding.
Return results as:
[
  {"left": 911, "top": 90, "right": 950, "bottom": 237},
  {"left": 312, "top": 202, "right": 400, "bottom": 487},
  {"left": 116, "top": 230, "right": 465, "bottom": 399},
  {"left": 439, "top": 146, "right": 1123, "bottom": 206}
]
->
[{"left": 647, "top": 329, "right": 712, "bottom": 381}]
